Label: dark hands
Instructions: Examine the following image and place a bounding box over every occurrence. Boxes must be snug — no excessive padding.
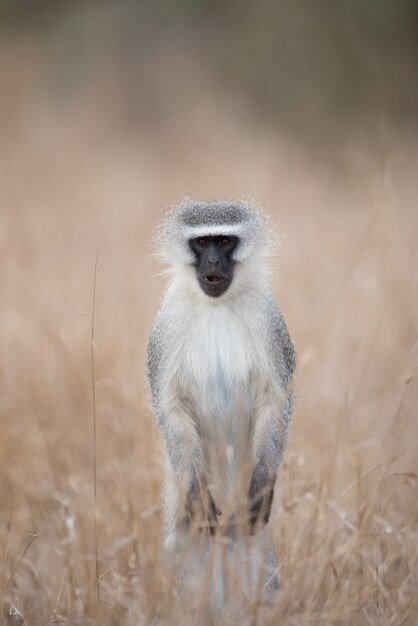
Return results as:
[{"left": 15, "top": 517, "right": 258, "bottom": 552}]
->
[
  {"left": 248, "top": 485, "right": 274, "bottom": 535},
  {"left": 247, "top": 468, "right": 275, "bottom": 535},
  {"left": 183, "top": 483, "right": 221, "bottom": 536}
]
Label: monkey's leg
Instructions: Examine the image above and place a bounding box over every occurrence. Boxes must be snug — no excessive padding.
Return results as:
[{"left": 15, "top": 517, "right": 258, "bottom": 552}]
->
[{"left": 263, "top": 538, "right": 280, "bottom": 600}]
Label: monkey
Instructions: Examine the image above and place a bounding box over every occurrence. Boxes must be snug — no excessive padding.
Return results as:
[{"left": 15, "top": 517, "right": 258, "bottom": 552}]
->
[{"left": 147, "top": 198, "right": 296, "bottom": 603}]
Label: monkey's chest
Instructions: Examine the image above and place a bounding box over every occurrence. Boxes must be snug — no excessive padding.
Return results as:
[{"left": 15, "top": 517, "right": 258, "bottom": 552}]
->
[
  {"left": 192, "top": 359, "right": 256, "bottom": 428},
  {"left": 179, "top": 317, "right": 259, "bottom": 441},
  {"left": 177, "top": 312, "right": 265, "bottom": 502}
]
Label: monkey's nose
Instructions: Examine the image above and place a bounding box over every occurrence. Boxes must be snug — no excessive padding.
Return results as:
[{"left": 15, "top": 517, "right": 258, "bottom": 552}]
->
[{"left": 208, "top": 257, "right": 219, "bottom": 266}]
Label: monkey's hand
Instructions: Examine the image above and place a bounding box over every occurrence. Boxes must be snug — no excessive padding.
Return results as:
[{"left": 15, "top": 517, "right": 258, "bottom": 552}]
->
[
  {"left": 247, "top": 473, "right": 275, "bottom": 536},
  {"left": 184, "top": 483, "right": 221, "bottom": 536}
]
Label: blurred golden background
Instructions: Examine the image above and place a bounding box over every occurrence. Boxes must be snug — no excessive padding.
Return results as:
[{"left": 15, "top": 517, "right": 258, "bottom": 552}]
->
[{"left": 1, "top": 2, "right": 417, "bottom": 623}]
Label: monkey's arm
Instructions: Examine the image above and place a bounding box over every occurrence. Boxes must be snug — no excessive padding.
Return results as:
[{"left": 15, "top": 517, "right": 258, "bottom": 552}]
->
[
  {"left": 147, "top": 315, "right": 220, "bottom": 534},
  {"left": 247, "top": 393, "right": 293, "bottom": 534},
  {"left": 247, "top": 301, "right": 296, "bottom": 534},
  {"left": 159, "top": 407, "right": 220, "bottom": 534}
]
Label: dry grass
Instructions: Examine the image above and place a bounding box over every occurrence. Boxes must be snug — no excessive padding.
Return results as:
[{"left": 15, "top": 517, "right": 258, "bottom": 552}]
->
[{"left": 0, "top": 34, "right": 417, "bottom": 625}]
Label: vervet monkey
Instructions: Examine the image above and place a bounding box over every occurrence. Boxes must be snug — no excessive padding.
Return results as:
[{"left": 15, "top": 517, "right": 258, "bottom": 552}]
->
[{"left": 147, "top": 199, "right": 295, "bottom": 601}]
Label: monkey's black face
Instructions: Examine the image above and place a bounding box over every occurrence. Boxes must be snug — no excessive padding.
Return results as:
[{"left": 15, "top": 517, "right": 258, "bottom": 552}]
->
[{"left": 189, "top": 235, "right": 239, "bottom": 297}]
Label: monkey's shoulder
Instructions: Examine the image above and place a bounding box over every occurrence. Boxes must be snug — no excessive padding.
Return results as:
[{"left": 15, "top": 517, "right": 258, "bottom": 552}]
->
[
  {"left": 147, "top": 294, "right": 296, "bottom": 392},
  {"left": 265, "top": 296, "right": 296, "bottom": 387},
  {"left": 147, "top": 309, "right": 167, "bottom": 395},
  {"left": 147, "top": 305, "right": 188, "bottom": 381}
]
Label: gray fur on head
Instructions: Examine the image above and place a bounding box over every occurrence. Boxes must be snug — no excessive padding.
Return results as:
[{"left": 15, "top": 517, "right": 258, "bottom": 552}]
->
[{"left": 157, "top": 198, "right": 272, "bottom": 267}]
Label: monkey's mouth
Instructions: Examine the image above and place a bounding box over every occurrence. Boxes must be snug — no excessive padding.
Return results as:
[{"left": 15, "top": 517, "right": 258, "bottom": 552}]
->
[{"left": 203, "top": 275, "right": 225, "bottom": 283}]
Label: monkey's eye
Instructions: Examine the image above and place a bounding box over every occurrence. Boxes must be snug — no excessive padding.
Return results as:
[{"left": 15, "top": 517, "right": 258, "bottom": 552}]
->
[
  {"left": 196, "top": 238, "right": 209, "bottom": 248},
  {"left": 219, "top": 237, "right": 232, "bottom": 247}
]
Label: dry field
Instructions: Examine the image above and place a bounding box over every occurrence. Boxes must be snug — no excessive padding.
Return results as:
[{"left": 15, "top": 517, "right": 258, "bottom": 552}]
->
[{"left": 1, "top": 33, "right": 418, "bottom": 625}]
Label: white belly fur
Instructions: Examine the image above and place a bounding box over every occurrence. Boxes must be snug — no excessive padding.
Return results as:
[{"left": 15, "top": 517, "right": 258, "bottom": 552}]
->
[{"left": 177, "top": 303, "right": 265, "bottom": 507}]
